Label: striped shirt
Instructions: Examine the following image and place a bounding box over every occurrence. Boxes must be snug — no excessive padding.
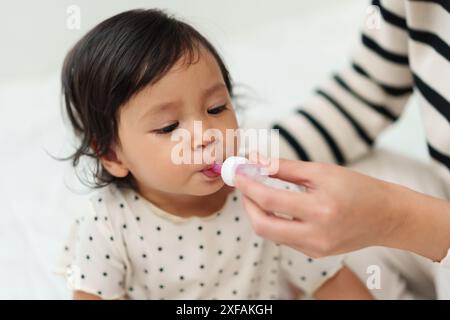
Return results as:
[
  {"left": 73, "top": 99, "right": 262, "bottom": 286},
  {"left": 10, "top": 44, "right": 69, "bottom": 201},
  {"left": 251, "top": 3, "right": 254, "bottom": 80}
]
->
[{"left": 272, "top": 0, "right": 450, "bottom": 194}]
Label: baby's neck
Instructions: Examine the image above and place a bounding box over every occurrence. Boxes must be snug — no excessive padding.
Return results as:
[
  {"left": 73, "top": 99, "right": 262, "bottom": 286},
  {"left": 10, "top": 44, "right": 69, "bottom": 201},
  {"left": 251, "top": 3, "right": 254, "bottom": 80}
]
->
[{"left": 138, "top": 185, "right": 234, "bottom": 218}]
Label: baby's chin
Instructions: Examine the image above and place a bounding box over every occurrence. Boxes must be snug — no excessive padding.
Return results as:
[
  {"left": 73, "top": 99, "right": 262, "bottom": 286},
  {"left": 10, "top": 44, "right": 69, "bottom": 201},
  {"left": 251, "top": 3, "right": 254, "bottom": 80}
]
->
[{"left": 188, "top": 177, "right": 225, "bottom": 196}]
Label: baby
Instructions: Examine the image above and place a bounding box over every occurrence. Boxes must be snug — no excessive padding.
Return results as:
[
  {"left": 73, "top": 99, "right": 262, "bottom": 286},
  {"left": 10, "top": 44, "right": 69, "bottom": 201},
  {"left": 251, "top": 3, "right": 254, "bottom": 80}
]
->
[{"left": 57, "top": 9, "right": 372, "bottom": 300}]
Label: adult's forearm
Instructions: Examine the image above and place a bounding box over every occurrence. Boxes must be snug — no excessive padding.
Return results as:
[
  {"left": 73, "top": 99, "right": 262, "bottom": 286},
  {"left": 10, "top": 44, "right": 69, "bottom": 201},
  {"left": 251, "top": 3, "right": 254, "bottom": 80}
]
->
[{"left": 384, "top": 182, "right": 450, "bottom": 262}]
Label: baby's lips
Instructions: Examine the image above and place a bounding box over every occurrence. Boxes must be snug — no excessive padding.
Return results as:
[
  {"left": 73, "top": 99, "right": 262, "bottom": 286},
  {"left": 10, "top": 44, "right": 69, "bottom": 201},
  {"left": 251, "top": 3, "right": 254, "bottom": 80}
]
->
[{"left": 211, "top": 163, "right": 222, "bottom": 174}]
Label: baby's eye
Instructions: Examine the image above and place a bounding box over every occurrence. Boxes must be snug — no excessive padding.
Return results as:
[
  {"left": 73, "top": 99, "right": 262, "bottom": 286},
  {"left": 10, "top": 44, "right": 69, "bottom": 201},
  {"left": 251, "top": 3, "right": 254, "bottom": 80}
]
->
[
  {"left": 154, "top": 122, "right": 179, "bottom": 134},
  {"left": 207, "top": 105, "right": 227, "bottom": 115}
]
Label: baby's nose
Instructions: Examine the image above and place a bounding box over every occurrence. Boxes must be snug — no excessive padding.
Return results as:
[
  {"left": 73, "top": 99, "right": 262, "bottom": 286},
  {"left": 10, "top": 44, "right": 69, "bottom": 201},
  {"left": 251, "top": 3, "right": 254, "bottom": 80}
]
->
[{"left": 194, "top": 135, "right": 216, "bottom": 150}]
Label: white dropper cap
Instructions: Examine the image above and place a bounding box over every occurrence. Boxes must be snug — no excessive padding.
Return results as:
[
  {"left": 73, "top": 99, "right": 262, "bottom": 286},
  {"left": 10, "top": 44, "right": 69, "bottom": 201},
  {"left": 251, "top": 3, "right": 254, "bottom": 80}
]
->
[
  {"left": 220, "top": 156, "right": 249, "bottom": 186},
  {"left": 220, "top": 156, "right": 269, "bottom": 187}
]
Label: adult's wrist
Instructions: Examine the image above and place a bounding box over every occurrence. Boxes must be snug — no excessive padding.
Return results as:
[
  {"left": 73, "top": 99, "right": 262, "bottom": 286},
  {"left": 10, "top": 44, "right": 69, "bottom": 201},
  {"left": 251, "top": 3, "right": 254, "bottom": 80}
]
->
[{"left": 381, "top": 182, "right": 450, "bottom": 262}]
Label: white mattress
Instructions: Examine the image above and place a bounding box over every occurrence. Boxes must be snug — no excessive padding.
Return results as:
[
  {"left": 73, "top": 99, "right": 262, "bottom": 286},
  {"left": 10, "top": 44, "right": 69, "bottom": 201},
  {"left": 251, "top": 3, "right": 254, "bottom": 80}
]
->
[{"left": 0, "top": 77, "right": 92, "bottom": 299}]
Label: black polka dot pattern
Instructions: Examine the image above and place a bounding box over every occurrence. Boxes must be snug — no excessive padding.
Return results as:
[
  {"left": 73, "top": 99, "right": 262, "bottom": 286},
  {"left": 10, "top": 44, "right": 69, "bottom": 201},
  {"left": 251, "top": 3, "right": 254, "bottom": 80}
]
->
[{"left": 62, "top": 188, "right": 341, "bottom": 300}]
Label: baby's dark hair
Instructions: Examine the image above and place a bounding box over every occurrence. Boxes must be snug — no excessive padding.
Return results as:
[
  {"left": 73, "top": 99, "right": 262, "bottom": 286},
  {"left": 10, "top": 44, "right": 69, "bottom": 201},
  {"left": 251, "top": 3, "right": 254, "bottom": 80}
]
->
[{"left": 62, "top": 9, "right": 233, "bottom": 189}]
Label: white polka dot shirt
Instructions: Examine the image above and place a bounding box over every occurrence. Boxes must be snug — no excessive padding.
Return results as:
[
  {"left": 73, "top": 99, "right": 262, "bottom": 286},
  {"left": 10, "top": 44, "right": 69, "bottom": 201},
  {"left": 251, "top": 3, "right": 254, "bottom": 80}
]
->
[{"left": 57, "top": 184, "right": 343, "bottom": 299}]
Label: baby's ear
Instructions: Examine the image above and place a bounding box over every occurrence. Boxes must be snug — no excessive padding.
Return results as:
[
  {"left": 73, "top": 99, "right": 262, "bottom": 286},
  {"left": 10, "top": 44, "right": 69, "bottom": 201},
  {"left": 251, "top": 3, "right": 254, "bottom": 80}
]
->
[{"left": 98, "top": 146, "right": 129, "bottom": 178}]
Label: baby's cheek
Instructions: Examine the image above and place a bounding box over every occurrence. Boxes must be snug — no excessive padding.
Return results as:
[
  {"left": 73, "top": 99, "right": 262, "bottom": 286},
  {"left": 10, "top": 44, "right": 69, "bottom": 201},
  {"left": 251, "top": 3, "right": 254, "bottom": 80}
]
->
[{"left": 143, "top": 148, "right": 191, "bottom": 190}]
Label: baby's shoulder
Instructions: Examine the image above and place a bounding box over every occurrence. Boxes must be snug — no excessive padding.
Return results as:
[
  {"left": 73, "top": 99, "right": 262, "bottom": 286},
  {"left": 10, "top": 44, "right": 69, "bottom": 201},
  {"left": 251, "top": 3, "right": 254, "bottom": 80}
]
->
[
  {"left": 84, "top": 185, "right": 137, "bottom": 226},
  {"left": 88, "top": 184, "right": 128, "bottom": 206},
  {"left": 92, "top": 183, "right": 141, "bottom": 205}
]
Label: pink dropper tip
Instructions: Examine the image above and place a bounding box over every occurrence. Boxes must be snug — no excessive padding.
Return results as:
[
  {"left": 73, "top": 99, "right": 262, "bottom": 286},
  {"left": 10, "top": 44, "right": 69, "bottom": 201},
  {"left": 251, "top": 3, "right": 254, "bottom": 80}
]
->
[{"left": 211, "top": 163, "right": 222, "bottom": 174}]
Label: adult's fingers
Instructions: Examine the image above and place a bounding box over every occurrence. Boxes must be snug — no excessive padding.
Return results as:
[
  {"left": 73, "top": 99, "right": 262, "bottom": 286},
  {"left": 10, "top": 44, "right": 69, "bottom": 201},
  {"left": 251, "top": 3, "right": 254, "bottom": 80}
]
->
[
  {"left": 235, "top": 174, "right": 314, "bottom": 221},
  {"left": 241, "top": 195, "right": 310, "bottom": 248},
  {"left": 248, "top": 152, "right": 278, "bottom": 175},
  {"left": 269, "top": 158, "right": 316, "bottom": 186}
]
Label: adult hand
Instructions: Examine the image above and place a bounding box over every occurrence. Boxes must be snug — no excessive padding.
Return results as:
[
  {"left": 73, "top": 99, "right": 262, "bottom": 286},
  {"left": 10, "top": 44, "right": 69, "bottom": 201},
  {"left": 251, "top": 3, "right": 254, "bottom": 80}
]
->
[{"left": 235, "top": 158, "right": 450, "bottom": 261}]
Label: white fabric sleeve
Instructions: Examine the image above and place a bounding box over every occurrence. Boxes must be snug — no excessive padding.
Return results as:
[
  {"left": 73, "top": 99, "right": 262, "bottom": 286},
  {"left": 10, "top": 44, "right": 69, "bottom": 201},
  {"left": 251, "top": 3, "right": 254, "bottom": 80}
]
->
[
  {"left": 56, "top": 201, "right": 127, "bottom": 299},
  {"left": 271, "top": 0, "right": 412, "bottom": 165},
  {"left": 280, "top": 245, "right": 344, "bottom": 297}
]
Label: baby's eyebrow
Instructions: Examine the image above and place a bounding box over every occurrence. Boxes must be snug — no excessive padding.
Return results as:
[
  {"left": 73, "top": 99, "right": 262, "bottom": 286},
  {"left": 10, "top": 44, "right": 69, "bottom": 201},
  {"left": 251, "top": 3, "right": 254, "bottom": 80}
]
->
[
  {"left": 139, "top": 82, "right": 227, "bottom": 120},
  {"left": 140, "top": 101, "right": 180, "bottom": 120},
  {"left": 203, "top": 82, "right": 227, "bottom": 97}
]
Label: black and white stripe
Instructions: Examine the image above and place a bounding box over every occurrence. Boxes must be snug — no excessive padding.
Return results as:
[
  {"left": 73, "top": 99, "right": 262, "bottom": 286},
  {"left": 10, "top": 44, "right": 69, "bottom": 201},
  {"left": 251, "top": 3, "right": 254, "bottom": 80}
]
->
[{"left": 272, "top": 0, "right": 450, "bottom": 182}]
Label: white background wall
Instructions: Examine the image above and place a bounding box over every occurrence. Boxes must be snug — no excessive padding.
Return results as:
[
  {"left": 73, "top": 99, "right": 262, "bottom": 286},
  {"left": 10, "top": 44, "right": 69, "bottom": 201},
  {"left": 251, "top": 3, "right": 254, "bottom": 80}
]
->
[{"left": 0, "top": 0, "right": 428, "bottom": 299}]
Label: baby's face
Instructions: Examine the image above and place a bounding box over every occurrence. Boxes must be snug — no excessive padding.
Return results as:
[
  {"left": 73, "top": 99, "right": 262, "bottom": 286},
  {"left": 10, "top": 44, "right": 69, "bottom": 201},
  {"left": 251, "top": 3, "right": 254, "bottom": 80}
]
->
[{"left": 110, "top": 49, "right": 238, "bottom": 196}]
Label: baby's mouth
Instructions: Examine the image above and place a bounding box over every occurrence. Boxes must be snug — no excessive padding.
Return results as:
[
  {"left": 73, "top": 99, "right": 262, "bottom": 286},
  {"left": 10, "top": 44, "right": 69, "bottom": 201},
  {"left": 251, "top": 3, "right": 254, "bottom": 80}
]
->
[{"left": 200, "top": 163, "right": 222, "bottom": 178}]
